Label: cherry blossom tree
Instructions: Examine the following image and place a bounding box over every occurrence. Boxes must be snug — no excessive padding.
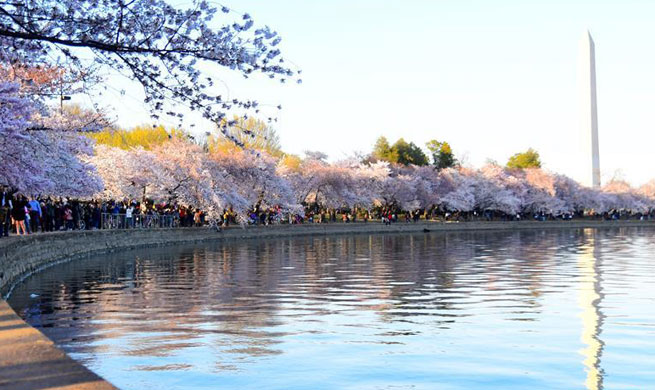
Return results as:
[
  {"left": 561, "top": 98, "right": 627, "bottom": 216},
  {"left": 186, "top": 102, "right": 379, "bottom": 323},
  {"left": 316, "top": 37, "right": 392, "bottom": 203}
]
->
[
  {"left": 638, "top": 180, "right": 655, "bottom": 214},
  {"left": 0, "top": 62, "right": 102, "bottom": 105},
  {"left": 0, "top": 81, "right": 42, "bottom": 192},
  {"left": 92, "top": 141, "right": 303, "bottom": 219},
  {"left": 509, "top": 168, "right": 567, "bottom": 215},
  {"left": 33, "top": 104, "right": 111, "bottom": 133},
  {"left": 352, "top": 161, "right": 391, "bottom": 209},
  {"left": 552, "top": 174, "right": 590, "bottom": 214},
  {"left": 602, "top": 180, "right": 649, "bottom": 214},
  {"left": 40, "top": 130, "right": 103, "bottom": 196},
  {"left": 149, "top": 139, "right": 248, "bottom": 218},
  {"left": 436, "top": 167, "right": 476, "bottom": 212},
  {"left": 0, "top": 81, "right": 102, "bottom": 196},
  {"left": 88, "top": 144, "right": 168, "bottom": 200},
  {"left": 475, "top": 164, "right": 521, "bottom": 215},
  {"left": 0, "top": 0, "right": 298, "bottom": 136},
  {"left": 379, "top": 172, "right": 419, "bottom": 210},
  {"left": 639, "top": 180, "right": 655, "bottom": 201},
  {"left": 211, "top": 149, "right": 300, "bottom": 214},
  {"left": 405, "top": 165, "right": 440, "bottom": 209},
  {"left": 279, "top": 157, "right": 361, "bottom": 209},
  {"left": 92, "top": 139, "right": 249, "bottom": 217}
]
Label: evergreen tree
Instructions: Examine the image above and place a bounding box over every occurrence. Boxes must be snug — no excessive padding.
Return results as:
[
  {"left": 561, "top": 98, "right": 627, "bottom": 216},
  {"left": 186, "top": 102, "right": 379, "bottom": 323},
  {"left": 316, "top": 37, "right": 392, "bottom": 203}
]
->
[
  {"left": 426, "top": 139, "right": 457, "bottom": 170},
  {"left": 391, "top": 138, "right": 429, "bottom": 166}
]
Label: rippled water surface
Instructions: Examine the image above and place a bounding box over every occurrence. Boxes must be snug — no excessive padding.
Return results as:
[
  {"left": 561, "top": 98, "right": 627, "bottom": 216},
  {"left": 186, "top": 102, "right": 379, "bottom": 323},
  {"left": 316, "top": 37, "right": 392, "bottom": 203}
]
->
[{"left": 8, "top": 228, "right": 655, "bottom": 389}]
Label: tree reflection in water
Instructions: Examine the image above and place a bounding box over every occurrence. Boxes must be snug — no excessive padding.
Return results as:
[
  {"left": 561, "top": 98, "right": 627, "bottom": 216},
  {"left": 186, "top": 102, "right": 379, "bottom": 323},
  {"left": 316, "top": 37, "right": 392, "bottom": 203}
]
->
[{"left": 8, "top": 228, "right": 655, "bottom": 390}]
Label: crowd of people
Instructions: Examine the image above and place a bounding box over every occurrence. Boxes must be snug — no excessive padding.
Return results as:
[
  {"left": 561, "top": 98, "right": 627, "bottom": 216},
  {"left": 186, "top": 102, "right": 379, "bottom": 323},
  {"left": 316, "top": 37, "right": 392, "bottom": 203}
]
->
[
  {"left": 1, "top": 185, "right": 652, "bottom": 238},
  {"left": 0, "top": 188, "right": 314, "bottom": 237},
  {"left": 0, "top": 187, "right": 223, "bottom": 237},
  {"left": 0, "top": 192, "right": 387, "bottom": 238}
]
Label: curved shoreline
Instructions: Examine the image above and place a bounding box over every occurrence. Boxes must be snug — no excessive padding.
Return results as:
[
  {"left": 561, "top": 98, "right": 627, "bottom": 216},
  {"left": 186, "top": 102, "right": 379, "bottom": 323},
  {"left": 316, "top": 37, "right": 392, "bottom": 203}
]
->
[{"left": 1, "top": 219, "right": 655, "bottom": 389}]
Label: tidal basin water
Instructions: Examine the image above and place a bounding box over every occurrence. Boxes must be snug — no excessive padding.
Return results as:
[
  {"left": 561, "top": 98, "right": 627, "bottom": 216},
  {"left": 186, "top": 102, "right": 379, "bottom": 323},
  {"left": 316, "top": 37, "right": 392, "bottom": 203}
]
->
[{"left": 8, "top": 228, "right": 655, "bottom": 389}]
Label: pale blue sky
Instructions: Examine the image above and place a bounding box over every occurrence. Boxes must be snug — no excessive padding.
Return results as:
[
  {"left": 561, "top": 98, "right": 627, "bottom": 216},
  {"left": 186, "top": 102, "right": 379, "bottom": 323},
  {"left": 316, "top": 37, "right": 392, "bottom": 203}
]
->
[{"left": 92, "top": 0, "right": 655, "bottom": 185}]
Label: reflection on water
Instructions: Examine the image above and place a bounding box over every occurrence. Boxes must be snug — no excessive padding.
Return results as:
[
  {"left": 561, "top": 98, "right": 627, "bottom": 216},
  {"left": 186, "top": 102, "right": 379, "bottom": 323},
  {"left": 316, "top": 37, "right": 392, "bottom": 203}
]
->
[
  {"left": 578, "top": 229, "right": 604, "bottom": 390},
  {"left": 8, "top": 228, "right": 655, "bottom": 390}
]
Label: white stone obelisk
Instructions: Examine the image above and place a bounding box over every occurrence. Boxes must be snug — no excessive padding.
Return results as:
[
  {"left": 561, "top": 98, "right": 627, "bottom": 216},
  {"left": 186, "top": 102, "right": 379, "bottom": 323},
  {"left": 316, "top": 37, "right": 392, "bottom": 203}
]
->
[{"left": 579, "top": 31, "right": 601, "bottom": 188}]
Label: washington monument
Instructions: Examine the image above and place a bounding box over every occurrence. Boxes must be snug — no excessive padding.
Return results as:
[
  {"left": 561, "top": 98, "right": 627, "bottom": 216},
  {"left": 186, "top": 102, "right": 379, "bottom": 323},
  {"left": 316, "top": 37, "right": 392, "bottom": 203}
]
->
[{"left": 579, "top": 31, "right": 601, "bottom": 188}]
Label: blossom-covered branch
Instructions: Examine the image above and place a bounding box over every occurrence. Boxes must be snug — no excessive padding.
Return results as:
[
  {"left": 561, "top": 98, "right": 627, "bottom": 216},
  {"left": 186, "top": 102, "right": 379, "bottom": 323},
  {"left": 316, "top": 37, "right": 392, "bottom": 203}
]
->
[{"left": 0, "top": 0, "right": 298, "bottom": 139}]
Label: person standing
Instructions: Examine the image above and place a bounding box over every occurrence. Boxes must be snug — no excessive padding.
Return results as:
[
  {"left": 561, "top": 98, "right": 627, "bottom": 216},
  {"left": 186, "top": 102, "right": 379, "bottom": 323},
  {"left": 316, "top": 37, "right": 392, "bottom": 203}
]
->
[
  {"left": 92, "top": 203, "right": 101, "bottom": 229},
  {"left": 44, "top": 199, "right": 54, "bottom": 231},
  {"left": 28, "top": 197, "right": 42, "bottom": 233},
  {"left": 179, "top": 207, "right": 186, "bottom": 227},
  {"left": 24, "top": 203, "right": 31, "bottom": 233},
  {"left": 223, "top": 209, "right": 230, "bottom": 227},
  {"left": 12, "top": 196, "right": 27, "bottom": 235},
  {"left": 0, "top": 203, "right": 8, "bottom": 237},
  {"left": 194, "top": 209, "right": 202, "bottom": 227},
  {"left": 125, "top": 204, "right": 134, "bottom": 229},
  {"left": 64, "top": 205, "right": 74, "bottom": 230},
  {"left": 1, "top": 188, "right": 12, "bottom": 236},
  {"left": 72, "top": 199, "right": 81, "bottom": 230},
  {"left": 54, "top": 201, "right": 62, "bottom": 231}
]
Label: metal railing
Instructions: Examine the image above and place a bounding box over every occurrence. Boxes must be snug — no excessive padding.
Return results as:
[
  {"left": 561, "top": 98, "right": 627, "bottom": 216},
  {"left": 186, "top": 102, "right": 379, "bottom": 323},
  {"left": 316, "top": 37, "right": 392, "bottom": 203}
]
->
[{"left": 101, "top": 213, "right": 178, "bottom": 229}]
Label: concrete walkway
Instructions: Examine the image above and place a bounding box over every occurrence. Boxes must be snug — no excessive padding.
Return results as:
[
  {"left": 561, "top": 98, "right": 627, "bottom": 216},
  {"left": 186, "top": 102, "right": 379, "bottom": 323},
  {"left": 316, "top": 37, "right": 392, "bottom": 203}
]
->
[{"left": 0, "top": 301, "right": 116, "bottom": 390}]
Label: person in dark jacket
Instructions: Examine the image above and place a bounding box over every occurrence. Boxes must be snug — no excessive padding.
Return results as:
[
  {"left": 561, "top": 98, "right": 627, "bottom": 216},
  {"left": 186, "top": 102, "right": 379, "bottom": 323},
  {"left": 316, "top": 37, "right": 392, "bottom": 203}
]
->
[
  {"left": 45, "top": 199, "right": 56, "bottom": 232},
  {"left": 0, "top": 203, "right": 8, "bottom": 237},
  {"left": 1, "top": 187, "right": 13, "bottom": 236},
  {"left": 11, "top": 195, "right": 27, "bottom": 235}
]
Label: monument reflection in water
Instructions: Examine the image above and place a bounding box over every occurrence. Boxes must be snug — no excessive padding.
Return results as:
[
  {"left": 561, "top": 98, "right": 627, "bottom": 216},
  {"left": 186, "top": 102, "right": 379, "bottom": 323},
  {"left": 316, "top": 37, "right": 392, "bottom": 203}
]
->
[
  {"left": 578, "top": 229, "right": 604, "bottom": 390},
  {"left": 8, "top": 228, "right": 655, "bottom": 390}
]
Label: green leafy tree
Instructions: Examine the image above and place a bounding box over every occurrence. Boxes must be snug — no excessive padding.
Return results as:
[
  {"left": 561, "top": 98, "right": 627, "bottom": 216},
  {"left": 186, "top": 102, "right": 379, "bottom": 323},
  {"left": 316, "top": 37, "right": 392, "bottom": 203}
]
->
[
  {"left": 209, "top": 117, "right": 283, "bottom": 157},
  {"left": 391, "top": 138, "right": 429, "bottom": 166},
  {"left": 370, "top": 136, "right": 428, "bottom": 166},
  {"left": 90, "top": 125, "right": 187, "bottom": 150},
  {"left": 372, "top": 136, "right": 396, "bottom": 162},
  {"left": 506, "top": 148, "right": 542, "bottom": 169},
  {"left": 426, "top": 139, "right": 456, "bottom": 169}
]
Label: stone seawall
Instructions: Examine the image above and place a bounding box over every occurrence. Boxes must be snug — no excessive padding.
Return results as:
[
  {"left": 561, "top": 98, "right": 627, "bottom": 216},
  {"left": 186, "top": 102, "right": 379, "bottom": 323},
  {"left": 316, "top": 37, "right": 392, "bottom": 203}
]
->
[
  {"left": 3, "top": 219, "right": 655, "bottom": 296},
  {"left": 1, "top": 219, "right": 655, "bottom": 389}
]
